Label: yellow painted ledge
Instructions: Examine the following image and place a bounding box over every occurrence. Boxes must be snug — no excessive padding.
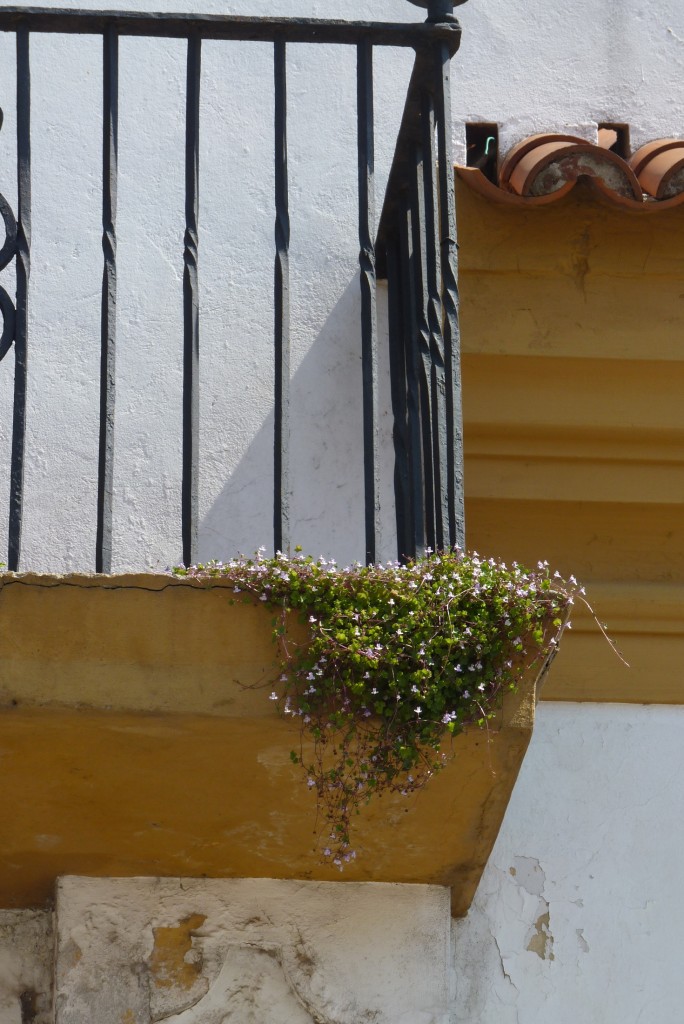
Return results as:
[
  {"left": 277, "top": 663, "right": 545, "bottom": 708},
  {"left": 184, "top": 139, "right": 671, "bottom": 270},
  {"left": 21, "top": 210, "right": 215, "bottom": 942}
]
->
[{"left": 0, "top": 572, "right": 543, "bottom": 916}]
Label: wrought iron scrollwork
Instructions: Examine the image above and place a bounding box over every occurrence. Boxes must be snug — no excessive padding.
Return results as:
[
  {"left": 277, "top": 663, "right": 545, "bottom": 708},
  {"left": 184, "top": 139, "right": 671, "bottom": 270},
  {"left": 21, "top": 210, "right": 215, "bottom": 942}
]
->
[{"left": 0, "top": 108, "right": 17, "bottom": 362}]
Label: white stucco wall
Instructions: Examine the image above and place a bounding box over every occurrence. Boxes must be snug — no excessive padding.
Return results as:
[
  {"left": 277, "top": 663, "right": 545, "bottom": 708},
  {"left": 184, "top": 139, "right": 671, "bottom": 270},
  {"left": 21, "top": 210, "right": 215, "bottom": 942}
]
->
[
  {"left": 0, "top": 0, "right": 683, "bottom": 572},
  {"left": 451, "top": 702, "right": 684, "bottom": 1023}
]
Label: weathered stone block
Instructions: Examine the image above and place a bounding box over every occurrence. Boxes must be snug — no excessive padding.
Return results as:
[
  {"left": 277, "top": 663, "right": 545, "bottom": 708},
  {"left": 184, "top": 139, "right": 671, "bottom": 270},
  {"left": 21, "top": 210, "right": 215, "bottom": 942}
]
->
[
  {"left": 55, "top": 877, "right": 450, "bottom": 1024},
  {"left": 0, "top": 910, "right": 53, "bottom": 1024}
]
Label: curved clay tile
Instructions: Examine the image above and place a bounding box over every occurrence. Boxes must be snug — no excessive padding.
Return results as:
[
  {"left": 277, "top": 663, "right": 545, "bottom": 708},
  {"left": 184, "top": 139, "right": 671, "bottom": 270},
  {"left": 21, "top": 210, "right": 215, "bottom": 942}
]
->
[
  {"left": 457, "top": 163, "right": 684, "bottom": 212},
  {"left": 499, "top": 133, "right": 582, "bottom": 187},
  {"left": 629, "top": 139, "right": 682, "bottom": 176},
  {"left": 499, "top": 133, "right": 643, "bottom": 201},
  {"left": 630, "top": 140, "right": 684, "bottom": 199}
]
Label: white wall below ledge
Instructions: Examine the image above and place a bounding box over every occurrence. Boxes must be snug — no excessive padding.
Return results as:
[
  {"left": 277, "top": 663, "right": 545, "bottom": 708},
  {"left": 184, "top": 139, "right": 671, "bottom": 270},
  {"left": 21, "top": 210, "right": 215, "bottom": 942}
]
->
[{"left": 451, "top": 702, "right": 684, "bottom": 1024}]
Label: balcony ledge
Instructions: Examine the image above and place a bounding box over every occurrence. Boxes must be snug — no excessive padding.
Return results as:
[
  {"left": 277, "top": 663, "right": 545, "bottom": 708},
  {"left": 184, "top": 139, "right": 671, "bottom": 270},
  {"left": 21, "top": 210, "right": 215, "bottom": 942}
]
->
[{"left": 0, "top": 572, "right": 549, "bottom": 915}]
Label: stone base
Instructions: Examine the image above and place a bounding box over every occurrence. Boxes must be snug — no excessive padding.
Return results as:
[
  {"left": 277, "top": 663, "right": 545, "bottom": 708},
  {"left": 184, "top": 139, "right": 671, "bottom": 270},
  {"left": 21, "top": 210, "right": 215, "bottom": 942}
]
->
[
  {"left": 0, "top": 877, "right": 450, "bottom": 1024},
  {"left": 0, "top": 909, "right": 53, "bottom": 1024}
]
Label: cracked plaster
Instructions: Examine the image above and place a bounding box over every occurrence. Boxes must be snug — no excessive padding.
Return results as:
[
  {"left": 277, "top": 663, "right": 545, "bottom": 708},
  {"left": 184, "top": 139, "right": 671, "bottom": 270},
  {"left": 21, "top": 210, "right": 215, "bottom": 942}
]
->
[{"left": 451, "top": 703, "right": 684, "bottom": 1024}]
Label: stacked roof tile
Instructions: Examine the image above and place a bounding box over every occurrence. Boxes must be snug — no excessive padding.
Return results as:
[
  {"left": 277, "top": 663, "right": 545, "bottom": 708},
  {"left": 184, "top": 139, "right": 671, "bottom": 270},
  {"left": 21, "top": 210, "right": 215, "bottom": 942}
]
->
[{"left": 458, "top": 132, "right": 684, "bottom": 209}]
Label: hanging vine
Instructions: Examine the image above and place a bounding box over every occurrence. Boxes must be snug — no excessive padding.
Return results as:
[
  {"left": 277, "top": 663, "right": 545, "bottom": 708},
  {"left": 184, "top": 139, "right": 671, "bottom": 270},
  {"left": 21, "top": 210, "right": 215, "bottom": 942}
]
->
[{"left": 174, "top": 548, "right": 596, "bottom": 865}]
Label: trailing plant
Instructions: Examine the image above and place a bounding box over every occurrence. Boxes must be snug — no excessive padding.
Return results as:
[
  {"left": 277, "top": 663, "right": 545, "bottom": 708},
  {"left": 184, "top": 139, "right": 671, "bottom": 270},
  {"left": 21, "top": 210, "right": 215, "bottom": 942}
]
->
[{"left": 174, "top": 548, "right": 588, "bottom": 867}]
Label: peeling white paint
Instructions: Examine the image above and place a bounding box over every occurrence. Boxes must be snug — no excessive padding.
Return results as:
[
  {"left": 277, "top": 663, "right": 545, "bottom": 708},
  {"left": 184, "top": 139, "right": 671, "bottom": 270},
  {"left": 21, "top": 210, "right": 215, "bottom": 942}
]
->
[
  {"left": 451, "top": 703, "right": 684, "bottom": 1024},
  {"left": 509, "top": 856, "right": 546, "bottom": 898}
]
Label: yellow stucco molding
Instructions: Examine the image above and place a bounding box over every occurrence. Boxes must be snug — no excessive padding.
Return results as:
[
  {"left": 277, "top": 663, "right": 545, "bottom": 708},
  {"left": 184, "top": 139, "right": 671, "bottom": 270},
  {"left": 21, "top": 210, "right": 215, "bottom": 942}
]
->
[
  {"left": 455, "top": 176, "right": 684, "bottom": 367},
  {"left": 453, "top": 181, "right": 684, "bottom": 707},
  {"left": 540, "top": 582, "right": 684, "bottom": 703}
]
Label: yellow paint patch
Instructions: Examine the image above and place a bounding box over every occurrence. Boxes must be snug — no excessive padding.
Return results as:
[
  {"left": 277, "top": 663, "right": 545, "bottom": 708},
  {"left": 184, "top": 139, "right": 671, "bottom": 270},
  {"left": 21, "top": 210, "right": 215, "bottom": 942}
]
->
[
  {"left": 121, "top": 1012, "right": 136, "bottom": 1024},
  {"left": 150, "top": 914, "right": 207, "bottom": 990},
  {"left": 527, "top": 911, "right": 555, "bottom": 961}
]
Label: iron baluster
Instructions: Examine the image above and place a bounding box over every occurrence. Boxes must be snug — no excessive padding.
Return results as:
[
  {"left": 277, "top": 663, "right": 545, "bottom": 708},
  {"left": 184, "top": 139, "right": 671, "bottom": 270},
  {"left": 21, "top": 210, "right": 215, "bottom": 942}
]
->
[
  {"left": 421, "top": 89, "right": 448, "bottom": 551},
  {"left": 435, "top": 41, "right": 465, "bottom": 548},
  {"left": 8, "top": 25, "right": 30, "bottom": 572},
  {"left": 386, "top": 239, "right": 411, "bottom": 562},
  {"left": 410, "top": 142, "right": 437, "bottom": 554},
  {"left": 273, "top": 39, "right": 290, "bottom": 556},
  {"left": 0, "top": 107, "right": 17, "bottom": 364},
  {"left": 182, "top": 33, "right": 201, "bottom": 568},
  {"left": 96, "top": 26, "right": 118, "bottom": 574},
  {"left": 399, "top": 196, "right": 425, "bottom": 560},
  {"left": 357, "top": 38, "right": 379, "bottom": 566}
]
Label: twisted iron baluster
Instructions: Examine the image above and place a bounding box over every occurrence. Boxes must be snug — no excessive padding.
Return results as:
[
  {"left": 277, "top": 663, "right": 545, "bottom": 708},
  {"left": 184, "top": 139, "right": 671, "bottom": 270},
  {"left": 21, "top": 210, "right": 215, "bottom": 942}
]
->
[{"left": 0, "top": 108, "right": 17, "bottom": 362}]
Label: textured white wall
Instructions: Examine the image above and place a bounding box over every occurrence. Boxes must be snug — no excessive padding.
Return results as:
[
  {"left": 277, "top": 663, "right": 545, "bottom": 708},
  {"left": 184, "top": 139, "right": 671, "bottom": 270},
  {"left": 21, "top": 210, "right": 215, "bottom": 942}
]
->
[
  {"left": 452, "top": 0, "right": 684, "bottom": 155},
  {"left": 0, "top": 0, "right": 682, "bottom": 573},
  {"left": 451, "top": 702, "right": 684, "bottom": 1023}
]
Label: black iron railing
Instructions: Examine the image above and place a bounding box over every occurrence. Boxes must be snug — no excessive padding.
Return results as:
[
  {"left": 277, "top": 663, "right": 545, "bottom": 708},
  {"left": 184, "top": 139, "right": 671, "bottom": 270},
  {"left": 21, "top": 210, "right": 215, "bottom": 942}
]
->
[
  {"left": 0, "top": 1, "right": 465, "bottom": 571},
  {"left": 376, "top": 33, "right": 465, "bottom": 560}
]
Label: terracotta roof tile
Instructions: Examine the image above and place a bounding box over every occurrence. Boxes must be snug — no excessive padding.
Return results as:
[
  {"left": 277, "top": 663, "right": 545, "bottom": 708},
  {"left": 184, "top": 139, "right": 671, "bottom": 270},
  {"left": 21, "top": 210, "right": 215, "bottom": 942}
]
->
[{"left": 458, "top": 131, "right": 684, "bottom": 211}]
